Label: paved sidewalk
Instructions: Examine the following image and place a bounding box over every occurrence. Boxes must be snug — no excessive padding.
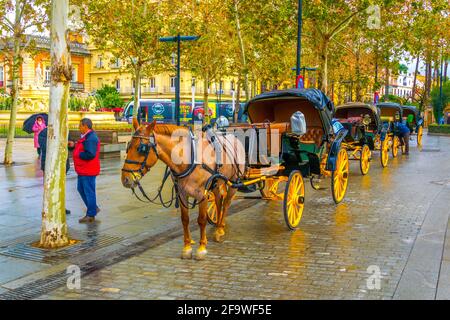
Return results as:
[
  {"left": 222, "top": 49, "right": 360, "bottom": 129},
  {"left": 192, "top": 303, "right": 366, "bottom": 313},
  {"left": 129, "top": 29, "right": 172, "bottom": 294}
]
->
[{"left": 0, "top": 134, "right": 450, "bottom": 300}]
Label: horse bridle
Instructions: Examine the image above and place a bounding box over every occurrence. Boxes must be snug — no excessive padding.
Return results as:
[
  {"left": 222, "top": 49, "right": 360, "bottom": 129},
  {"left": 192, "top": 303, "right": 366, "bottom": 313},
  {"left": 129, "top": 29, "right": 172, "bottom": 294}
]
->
[{"left": 121, "top": 133, "right": 158, "bottom": 176}]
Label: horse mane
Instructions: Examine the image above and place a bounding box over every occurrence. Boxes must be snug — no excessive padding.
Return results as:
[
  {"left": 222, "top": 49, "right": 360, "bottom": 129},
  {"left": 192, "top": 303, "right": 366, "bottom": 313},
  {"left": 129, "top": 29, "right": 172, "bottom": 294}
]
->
[{"left": 153, "top": 124, "right": 188, "bottom": 136}]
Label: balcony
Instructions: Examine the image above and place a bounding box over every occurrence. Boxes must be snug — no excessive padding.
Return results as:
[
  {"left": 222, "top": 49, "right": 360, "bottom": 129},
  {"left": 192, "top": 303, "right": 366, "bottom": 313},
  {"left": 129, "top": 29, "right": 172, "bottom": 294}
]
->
[
  {"left": 70, "top": 82, "right": 84, "bottom": 91},
  {"left": 142, "top": 86, "right": 159, "bottom": 94}
]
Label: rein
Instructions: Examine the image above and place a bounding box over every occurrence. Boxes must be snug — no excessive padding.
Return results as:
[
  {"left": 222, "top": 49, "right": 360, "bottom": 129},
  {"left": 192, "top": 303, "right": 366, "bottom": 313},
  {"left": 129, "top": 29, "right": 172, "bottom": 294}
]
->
[{"left": 122, "top": 129, "right": 202, "bottom": 209}]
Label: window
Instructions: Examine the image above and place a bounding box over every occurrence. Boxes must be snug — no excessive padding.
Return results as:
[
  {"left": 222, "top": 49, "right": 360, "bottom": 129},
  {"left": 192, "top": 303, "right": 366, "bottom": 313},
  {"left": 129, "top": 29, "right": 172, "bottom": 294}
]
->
[
  {"left": 115, "top": 79, "right": 120, "bottom": 91},
  {"left": 112, "top": 57, "right": 120, "bottom": 68},
  {"left": 72, "top": 65, "right": 78, "bottom": 82},
  {"left": 191, "top": 77, "right": 196, "bottom": 87},
  {"left": 171, "top": 53, "right": 176, "bottom": 66},
  {"left": 96, "top": 55, "right": 103, "bottom": 68},
  {"left": 150, "top": 77, "right": 156, "bottom": 88},
  {"left": 44, "top": 66, "right": 51, "bottom": 84},
  {"left": 170, "top": 76, "right": 176, "bottom": 89},
  {"left": 0, "top": 66, "right": 3, "bottom": 87}
]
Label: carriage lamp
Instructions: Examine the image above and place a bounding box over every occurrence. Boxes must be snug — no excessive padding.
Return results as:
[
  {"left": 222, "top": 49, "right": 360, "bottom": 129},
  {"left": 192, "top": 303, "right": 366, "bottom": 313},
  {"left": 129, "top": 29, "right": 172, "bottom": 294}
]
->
[{"left": 363, "top": 115, "right": 372, "bottom": 126}]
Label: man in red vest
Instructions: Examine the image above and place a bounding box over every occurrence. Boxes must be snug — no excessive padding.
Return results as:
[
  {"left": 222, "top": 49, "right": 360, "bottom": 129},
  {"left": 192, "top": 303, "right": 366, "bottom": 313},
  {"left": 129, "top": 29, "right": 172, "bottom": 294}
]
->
[{"left": 72, "top": 118, "right": 101, "bottom": 223}]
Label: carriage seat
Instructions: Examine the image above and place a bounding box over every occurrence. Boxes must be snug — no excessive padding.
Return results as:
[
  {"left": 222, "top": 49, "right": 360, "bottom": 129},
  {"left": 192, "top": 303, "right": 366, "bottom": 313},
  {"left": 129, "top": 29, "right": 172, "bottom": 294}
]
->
[{"left": 299, "top": 127, "right": 324, "bottom": 146}]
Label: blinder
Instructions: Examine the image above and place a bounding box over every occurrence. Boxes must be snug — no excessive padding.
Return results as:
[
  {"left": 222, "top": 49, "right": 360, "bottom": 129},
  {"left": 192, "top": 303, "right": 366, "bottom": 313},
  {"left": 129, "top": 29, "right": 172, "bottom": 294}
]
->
[{"left": 122, "top": 132, "right": 158, "bottom": 175}]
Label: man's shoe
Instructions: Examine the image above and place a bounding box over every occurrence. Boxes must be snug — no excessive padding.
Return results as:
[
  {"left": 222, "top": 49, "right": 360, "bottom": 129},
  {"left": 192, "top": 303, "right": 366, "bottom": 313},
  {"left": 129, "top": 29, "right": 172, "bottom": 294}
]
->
[
  {"left": 66, "top": 209, "right": 71, "bottom": 215},
  {"left": 79, "top": 216, "right": 95, "bottom": 223}
]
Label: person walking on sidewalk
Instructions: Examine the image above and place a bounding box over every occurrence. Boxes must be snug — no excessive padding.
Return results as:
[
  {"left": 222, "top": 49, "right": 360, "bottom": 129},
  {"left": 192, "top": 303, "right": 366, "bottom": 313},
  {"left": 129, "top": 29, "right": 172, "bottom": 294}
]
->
[
  {"left": 38, "top": 127, "right": 72, "bottom": 215},
  {"left": 32, "top": 116, "right": 46, "bottom": 159},
  {"left": 73, "top": 118, "right": 101, "bottom": 223}
]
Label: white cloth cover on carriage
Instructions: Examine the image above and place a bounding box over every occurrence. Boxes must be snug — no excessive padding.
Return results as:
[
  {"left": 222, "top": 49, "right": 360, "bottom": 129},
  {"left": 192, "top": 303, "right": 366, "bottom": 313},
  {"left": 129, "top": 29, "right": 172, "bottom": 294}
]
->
[{"left": 290, "top": 111, "right": 307, "bottom": 136}]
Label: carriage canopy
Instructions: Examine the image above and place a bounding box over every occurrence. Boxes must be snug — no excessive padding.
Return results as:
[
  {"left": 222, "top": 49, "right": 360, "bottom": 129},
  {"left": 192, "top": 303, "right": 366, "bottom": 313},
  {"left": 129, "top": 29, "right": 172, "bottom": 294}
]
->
[
  {"left": 335, "top": 102, "right": 381, "bottom": 132},
  {"left": 244, "top": 88, "right": 334, "bottom": 135},
  {"left": 401, "top": 105, "right": 423, "bottom": 126},
  {"left": 377, "top": 102, "right": 403, "bottom": 121}
]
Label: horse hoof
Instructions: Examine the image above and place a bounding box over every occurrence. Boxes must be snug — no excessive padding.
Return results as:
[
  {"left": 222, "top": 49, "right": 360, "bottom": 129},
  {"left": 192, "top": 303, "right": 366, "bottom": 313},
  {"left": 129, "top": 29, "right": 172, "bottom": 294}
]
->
[
  {"left": 214, "top": 232, "right": 224, "bottom": 243},
  {"left": 216, "top": 228, "right": 225, "bottom": 236},
  {"left": 195, "top": 246, "right": 207, "bottom": 260},
  {"left": 190, "top": 239, "right": 196, "bottom": 245},
  {"left": 181, "top": 247, "right": 192, "bottom": 259}
]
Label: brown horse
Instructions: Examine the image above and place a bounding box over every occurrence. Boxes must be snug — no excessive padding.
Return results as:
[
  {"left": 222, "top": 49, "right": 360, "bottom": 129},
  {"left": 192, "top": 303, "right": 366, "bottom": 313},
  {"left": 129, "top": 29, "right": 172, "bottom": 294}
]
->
[{"left": 121, "top": 118, "right": 244, "bottom": 260}]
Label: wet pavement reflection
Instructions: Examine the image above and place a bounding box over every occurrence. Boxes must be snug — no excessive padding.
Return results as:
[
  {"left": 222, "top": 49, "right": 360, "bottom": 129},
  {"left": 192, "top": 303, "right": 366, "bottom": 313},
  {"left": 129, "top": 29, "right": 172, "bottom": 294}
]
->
[{"left": 2, "top": 134, "right": 450, "bottom": 299}]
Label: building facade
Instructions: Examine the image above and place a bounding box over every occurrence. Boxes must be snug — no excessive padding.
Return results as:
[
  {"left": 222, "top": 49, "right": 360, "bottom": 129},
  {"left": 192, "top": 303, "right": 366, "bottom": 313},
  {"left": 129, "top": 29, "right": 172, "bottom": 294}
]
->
[
  {"left": 1, "top": 34, "right": 249, "bottom": 105},
  {"left": 380, "top": 72, "right": 424, "bottom": 100}
]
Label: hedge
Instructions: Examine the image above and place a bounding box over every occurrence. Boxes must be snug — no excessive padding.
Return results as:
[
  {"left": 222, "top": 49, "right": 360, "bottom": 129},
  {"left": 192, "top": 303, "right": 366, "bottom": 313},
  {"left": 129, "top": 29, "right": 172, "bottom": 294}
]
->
[
  {"left": 428, "top": 124, "right": 450, "bottom": 135},
  {"left": 0, "top": 122, "right": 133, "bottom": 138}
]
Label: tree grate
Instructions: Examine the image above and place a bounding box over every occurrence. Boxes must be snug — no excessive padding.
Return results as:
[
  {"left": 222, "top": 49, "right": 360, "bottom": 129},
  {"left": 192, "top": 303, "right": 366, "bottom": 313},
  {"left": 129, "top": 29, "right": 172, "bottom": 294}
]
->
[
  {"left": 420, "top": 148, "right": 440, "bottom": 152},
  {"left": 0, "top": 233, "right": 123, "bottom": 264},
  {"left": 0, "top": 199, "right": 260, "bottom": 300}
]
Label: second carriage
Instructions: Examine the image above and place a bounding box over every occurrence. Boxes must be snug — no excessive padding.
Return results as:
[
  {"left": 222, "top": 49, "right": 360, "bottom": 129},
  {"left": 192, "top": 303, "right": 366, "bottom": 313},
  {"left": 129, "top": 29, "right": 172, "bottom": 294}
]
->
[
  {"left": 334, "top": 102, "right": 384, "bottom": 174},
  {"left": 207, "top": 88, "right": 349, "bottom": 230}
]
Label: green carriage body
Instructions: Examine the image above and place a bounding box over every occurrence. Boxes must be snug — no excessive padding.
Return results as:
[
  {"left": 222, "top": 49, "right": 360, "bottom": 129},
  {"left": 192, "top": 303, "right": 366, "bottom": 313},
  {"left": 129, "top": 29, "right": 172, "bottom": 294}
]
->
[
  {"left": 334, "top": 102, "right": 382, "bottom": 151},
  {"left": 401, "top": 105, "right": 424, "bottom": 134},
  {"left": 243, "top": 88, "right": 344, "bottom": 179}
]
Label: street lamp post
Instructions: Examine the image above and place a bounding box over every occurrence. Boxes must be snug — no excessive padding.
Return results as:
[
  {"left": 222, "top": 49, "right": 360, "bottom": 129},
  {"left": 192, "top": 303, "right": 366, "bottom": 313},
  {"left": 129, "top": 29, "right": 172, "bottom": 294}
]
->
[
  {"left": 160, "top": 34, "right": 199, "bottom": 126},
  {"left": 296, "top": 0, "right": 303, "bottom": 78}
]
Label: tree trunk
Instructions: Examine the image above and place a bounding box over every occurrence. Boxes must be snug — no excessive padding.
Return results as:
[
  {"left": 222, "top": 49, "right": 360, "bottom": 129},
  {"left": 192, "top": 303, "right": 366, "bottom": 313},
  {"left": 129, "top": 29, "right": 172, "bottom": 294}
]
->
[
  {"left": 320, "top": 39, "right": 329, "bottom": 94},
  {"left": 3, "top": 5, "right": 21, "bottom": 165},
  {"left": 133, "top": 65, "right": 141, "bottom": 119},
  {"left": 374, "top": 45, "right": 378, "bottom": 91},
  {"left": 233, "top": 0, "right": 249, "bottom": 102},
  {"left": 40, "top": 0, "right": 71, "bottom": 249},
  {"left": 384, "top": 66, "right": 390, "bottom": 100},
  {"left": 425, "top": 60, "right": 432, "bottom": 99},
  {"left": 411, "top": 54, "right": 420, "bottom": 101},
  {"left": 444, "top": 61, "right": 448, "bottom": 82},
  {"left": 203, "top": 75, "right": 209, "bottom": 123},
  {"left": 355, "top": 49, "right": 362, "bottom": 101},
  {"left": 233, "top": 77, "right": 241, "bottom": 123}
]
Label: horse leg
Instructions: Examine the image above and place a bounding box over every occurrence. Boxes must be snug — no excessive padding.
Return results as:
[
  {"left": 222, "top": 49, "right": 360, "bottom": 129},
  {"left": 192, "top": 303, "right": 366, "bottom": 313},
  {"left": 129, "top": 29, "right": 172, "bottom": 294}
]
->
[
  {"left": 195, "top": 200, "right": 208, "bottom": 260},
  {"left": 215, "top": 188, "right": 236, "bottom": 243},
  {"left": 180, "top": 198, "right": 193, "bottom": 259}
]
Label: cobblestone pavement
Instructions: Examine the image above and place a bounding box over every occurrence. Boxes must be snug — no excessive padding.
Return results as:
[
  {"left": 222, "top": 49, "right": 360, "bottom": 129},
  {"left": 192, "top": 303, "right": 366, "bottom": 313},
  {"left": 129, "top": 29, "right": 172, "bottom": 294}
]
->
[{"left": 29, "top": 133, "right": 450, "bottom": 300}]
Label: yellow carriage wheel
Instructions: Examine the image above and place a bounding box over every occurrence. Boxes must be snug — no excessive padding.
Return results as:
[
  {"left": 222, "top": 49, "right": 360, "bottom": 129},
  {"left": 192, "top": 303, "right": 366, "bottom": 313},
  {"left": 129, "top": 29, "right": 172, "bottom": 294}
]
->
[
  {"left": 283, "top": 171, "right": 305, "bottom": 230},
  {"left": 260, "top": 177, "right": 288, "bottom": 200},
  {"left": 392, "top": 136, "right": 400, "bottom": 158},
  {"left": 374, "top": 135, "right": 381, "bottom": 150},
  {"left": 331, "top": 149, "right": 349, "bottom": 204},
  {"left": 380, "top": 138, "right": 389, "bottom": 168},
  {"left": 359, "top": 144, "right": 371, "bottom": 175},
  {"left": 206, "top": 184, "right": 227, "bottom": 226},
  {"left": 417, "top": 126, "right": 423, "bottom": 146}
]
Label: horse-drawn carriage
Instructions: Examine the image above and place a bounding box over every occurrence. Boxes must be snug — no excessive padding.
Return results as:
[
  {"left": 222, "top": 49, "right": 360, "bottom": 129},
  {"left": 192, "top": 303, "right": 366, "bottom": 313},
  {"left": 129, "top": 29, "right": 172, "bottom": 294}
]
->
[
  {"left": 334, "top": 102, "right": 382, "bottom": 174},
  {"left": 401, "top": 105, "right": 424, "bottom": 146},
  {"left": 207, "top": 88, "right": 349, "bottom": 230},
  {"left": 121, "top": 88, "right": 349, "bottom": 259},
  {"left": 377, "top": 102, "right": 405, "bottom": 160}
]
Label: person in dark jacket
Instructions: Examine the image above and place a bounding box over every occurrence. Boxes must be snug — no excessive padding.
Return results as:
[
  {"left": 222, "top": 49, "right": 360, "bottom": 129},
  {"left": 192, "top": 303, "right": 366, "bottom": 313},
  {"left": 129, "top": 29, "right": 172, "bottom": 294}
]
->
[
  {"left": 73, "top": 118, "right": 101, "bottom": 223},
  {"left": 38, "top": 128, "right": 72, "bottom": 215},
  {"left": 395, "top": 113, "right": 411, "bottom": 155}
]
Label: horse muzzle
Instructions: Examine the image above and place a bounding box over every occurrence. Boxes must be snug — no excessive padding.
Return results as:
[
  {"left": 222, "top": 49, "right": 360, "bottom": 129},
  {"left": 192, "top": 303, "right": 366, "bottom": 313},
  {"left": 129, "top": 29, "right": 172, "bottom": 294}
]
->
[{"left": 121, "top": 172, "right": 141, "bottom": 189}]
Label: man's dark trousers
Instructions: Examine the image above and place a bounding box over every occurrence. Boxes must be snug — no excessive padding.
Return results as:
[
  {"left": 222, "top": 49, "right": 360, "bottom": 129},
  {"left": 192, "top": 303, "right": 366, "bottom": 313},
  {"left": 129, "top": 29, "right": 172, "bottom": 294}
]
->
[{"left": 77, "top": 176, "right": 98, "bottom": 217}]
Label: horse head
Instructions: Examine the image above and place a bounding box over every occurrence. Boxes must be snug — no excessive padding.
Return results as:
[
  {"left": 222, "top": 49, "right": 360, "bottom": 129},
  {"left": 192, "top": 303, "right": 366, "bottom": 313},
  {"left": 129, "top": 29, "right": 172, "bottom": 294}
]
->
[{"left": 121, "top": 118, "right": 159, "bottom": 189}]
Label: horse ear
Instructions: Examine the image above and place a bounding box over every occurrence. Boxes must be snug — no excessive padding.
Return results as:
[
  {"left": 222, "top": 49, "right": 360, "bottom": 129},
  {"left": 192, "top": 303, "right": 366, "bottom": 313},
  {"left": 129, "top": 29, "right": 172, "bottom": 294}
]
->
[
  {"left": 146, "top": 120, "right": 156, "bottom": 135},
  {"left": 132, "top": 117, "right": 139, "bottom": 130}
]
